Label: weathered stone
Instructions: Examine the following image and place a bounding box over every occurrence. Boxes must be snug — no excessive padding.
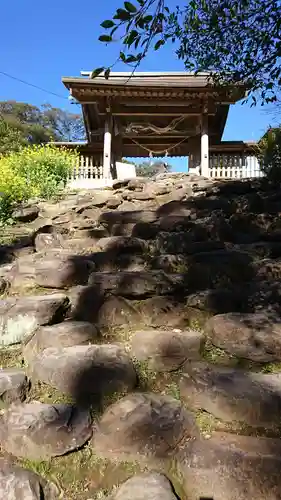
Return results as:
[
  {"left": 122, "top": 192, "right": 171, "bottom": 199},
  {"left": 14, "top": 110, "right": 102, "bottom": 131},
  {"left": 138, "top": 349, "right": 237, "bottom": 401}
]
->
[
  {"left": 131, "top": 329, "right": 202, "bottom": 371},
  {"left": 127, "top": 178, "right": 148, "bottom": 190},
  {"left": 95, "top": 236, "right": 147, "bottom": 253},
  {"left": 177, "top": 433, "right": 281, "bottom": 500},
  {"left": 23, "top": 320, "right": 98, "bottom": 361},
  {"left": 28, "top": 344, "right": 136, "bottom": 405},
  {"left": 0, "top": 369, "right": 29, "bottom": 404},
  {"left": 34, "top": 226, "right": 64, "bottom": 252},
  {"left": 92, "top": 251, "right": 146, "bottom": 272},
  {"left": 12, "top": 205, "right": 39, "bottom": 223},
  {"left": 0, "top": 277, "right": 9, "bottom": 294},
  {"left": 106, "top": 196, "right": 122, "bottom": 209},
  {"left": 93, "top": 392, "right": 198, "bottom": 461},
  {"left": 0, "top": 458, "right": 59, "bottom": 499},
  {"left": 134, "top": 296, "right": 190, "bottom": 328},
  {"left": 127, "top": 191, "right": 155, "bottom": 201},
  {"left": 180, "top": 362, "right": 281, "bottom": 427},
  {"left": 0, "top": 401, "right": 92, "bottom": 459},
  {"left": 67, "top": 285, "right": 105, "bottom": 323},
  {"left": 112, "top": 179, "right": 130, "bottom": 189},
  {"left": 88, "top": 271, "right": 185, "bottom": 298},
  {"left": 0, "top": 294, "right": 69, "bottom": 347},
  {"left": 78, "top": 207, "right": 101, "bottom": 220},
  {"left": 35, "top": 256, "right": 94, "bottom": 288},
  {"left": 206, "top": 312, "right": 281, "bottom": 361},
  {"left": 111, "top": 473, "right": 178, "bottom": 500},
  {"left": 95, "top": 295, "right": 142, "bottom": 328},
  {"left": 99, "top": 210, "right": 158, "bottom": 226}
]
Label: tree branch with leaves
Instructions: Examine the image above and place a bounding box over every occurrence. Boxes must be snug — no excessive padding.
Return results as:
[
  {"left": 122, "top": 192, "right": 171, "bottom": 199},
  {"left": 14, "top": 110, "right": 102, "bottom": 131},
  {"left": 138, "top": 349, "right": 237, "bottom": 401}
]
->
[{"left": 94, "top": 0, "right": 281, "bottom": 104}]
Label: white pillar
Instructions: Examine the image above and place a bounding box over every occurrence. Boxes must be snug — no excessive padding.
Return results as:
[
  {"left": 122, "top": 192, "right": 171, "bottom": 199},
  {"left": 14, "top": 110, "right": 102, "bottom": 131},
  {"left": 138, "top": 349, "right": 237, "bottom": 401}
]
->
[
  {"left": 103, "top": 115, "right": 112, "bottom": 180},
  {"left": 201, "top": 113, "right": 209, "bottom": 177}
]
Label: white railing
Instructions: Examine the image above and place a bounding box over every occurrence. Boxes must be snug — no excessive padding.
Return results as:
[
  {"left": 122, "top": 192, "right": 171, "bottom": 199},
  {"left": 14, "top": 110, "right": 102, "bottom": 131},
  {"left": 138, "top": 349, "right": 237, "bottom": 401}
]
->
[
  {"left": 68, "top": 154, "right": 137, "bottom": 189},
  {"left": 208, "top": 153, "right": 264, "bottom": 179},
  {"left": 68, "top": 154, "right": 113, "bottom": 189}
]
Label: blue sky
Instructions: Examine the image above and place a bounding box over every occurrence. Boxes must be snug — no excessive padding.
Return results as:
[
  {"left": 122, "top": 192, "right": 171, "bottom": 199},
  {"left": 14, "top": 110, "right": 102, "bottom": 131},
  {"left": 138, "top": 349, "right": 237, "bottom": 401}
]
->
[{"left": 0, "top": 0, "right": 278, "bottom": 171}]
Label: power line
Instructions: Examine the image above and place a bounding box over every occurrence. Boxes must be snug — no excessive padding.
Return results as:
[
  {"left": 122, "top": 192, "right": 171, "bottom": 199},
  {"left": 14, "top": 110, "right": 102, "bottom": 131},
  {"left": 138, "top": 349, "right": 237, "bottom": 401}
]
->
[{"left": 0, "top": 70, "right": 68, "bottom": 100}]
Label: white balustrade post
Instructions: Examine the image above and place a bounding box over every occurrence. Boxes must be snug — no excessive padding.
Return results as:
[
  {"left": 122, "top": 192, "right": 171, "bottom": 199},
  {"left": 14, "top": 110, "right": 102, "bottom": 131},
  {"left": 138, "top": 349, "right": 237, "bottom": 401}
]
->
[
  {"left": 103, "top": 115, "right": 112, "bottom": 180},
  {"left": 201, "top": 113, "right": 209, "bottom": 177}
]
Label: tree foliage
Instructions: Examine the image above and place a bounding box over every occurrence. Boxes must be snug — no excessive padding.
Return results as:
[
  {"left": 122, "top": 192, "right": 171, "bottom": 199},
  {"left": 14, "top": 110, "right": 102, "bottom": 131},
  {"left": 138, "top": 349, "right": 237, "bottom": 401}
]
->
[
  {"left": 0, "top": 101, "right": 85, "bottom": 155},
  {"left": 96, "top": 0, "right": 281, "bottom": 103},
  {"left": 123, "top": 158, "right": 172, "bottom": 177},
  {"left": 257, "top": 126, "right": 281, "bottom": 180}
]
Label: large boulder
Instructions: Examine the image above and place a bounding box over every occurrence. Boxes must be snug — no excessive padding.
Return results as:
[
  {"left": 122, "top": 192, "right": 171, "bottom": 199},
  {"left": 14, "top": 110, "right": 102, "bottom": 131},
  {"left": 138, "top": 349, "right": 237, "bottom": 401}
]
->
[
  {"left": 12, "top": 205, "right": 39, "bottom": 223},
  {"left": 35, "top": 256, "right": 94, "bottom": 288},
  {"left": 0, "top": 294, "right": 69, "bottom": 347},
  {"left": 0, "top": 369, "right": 29, "bottom": 404},
  {"left": 134, "top": 296, "right": 191, "bottom": 328},
  {"left": 88, "top": 271, "right": 185, "bottom": 298},
  {"left": 131, "top": 329, "right": 202, "bottom": 372},
  {"left": 0, "top": 401, "right": 92, "bottom": 459},
  {"left": 111, "top": 473, "right": 178, "bottom": 500},
  {"left": 33, "top": 225, "right": 64, "bottom": 252},
  {"left": 93, "top": 392, "right": 198, "bottom": 461},
  {"left": 179, "top": 362, "right": 281, "bottom": 428},
  {"left": 95, "top": 236, "right": 147, "bottom": 253},
  {"left": 23, "top": 320, "right": 98, "bottom": 361},
  {"left": 206, "top": 312, "right": 281, "bottom": 362},
  {"left": 0, "top": 458, "right": 59, "bottom": 499},
  {"left": 27, "top": 344, "right": 136, "bottom": 406},
  {"left": 177, "top": 433, "right": 281, "bottom": 500}
]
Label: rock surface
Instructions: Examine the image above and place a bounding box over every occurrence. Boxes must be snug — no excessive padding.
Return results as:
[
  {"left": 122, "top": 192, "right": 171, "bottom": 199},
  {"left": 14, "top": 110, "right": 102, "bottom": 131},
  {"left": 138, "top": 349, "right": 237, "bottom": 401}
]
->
[
  {"left": 0, "top": 458, "right": 59, "bottom": 499},
  {"left": 110, "top": 473, "right": 178, "bottom": 500},
  {"left": 0, "top": 369, "right": 29, "bottom": 404},
  {"left": 0, "top": 401, "right": 92, "bottom": 459},
  {"left": 23, "top": 320, "right": 98, "bottom": 360},
  {"left": 206, "top": 312, "right": 281, "bottom": 361},
  {"left": 177, "top": 434, "right": 281, "bottom": 500},
  {"left": 0, "top": 294, "right": 69, "bottom": 347},
  {"left": 180, "top": 362, "right": 281, "bottom": 427},
  {"left": 131, "top": 329, "right": 202, "bottom": 371},
  {"left": 93, "top": 392, "right": 198, "bottom": 461},
  {"left": 35, "top": 256, "right": 94, "bottom": 288},
  {"left": 27, "top": 344, "right": 136, "bottom": 405}
]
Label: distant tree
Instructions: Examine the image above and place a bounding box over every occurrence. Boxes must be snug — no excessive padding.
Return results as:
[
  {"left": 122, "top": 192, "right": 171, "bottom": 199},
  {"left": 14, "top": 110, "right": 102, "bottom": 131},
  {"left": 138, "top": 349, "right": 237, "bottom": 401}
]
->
[
  {"left": 42, "top": 104, "right": 85, "bottom": 142},
  {"left": 256, "top": 125, "right": 281, "bottom": 180},
  {"left": 0, "top": 118, "right": 26, "bottom": 155},
  {"left": 0, "top": 101, "right": 85, "bottom": 155},
  {"left": 135, "top": 160, "right": 172, "bottom": 177},
  {"left": 96, "top": 0, "right": 281, "bottom": 104}
]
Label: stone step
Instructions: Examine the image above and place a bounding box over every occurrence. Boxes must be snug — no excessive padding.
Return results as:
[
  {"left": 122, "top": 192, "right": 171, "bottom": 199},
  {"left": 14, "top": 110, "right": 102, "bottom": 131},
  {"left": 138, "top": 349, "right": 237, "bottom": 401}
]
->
[
  {"left": 27, "top": 344, "right": 136, "bottom": 406},
  {"left": 206, "top": 311, "right": 281, "bottom": 362},
  {"left": 92, "top": 392, "right": 199, "bottom": 461},
  {"left": 0, "top": 401, "right": 92, "bottom": 460},
  {"left": 88, "top": 271, "right": 187, "bottom": 298},
  {"left": 131, "top": 328, "right": 202, "bottom": 372},
  {"left": 179, "top": 362, "right": 281, "bottom": 428},
  {"left": 177, "top": 432, "right": 281, "bottom": 500}
]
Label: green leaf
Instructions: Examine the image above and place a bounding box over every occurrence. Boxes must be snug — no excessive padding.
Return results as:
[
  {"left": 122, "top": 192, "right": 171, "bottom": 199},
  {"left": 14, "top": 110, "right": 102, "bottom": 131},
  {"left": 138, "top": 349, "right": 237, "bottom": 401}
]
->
[
  {"left": 124, "top": 1, "right": 137, "bottom": 13},
  {"left": 154, "top": 39, "right": 165, "bottom": 50},
  {"left": 104, "top": 68, "right": 111, "bottom": 80},
  {"left": 100, "top": 20, "right": 115, "bottom": 29},
  {"left": 124, "top": 30, "right": 139, "bottom": 47},
  {"left": 91, "top": 67, "right": 105, "bottom": 78},
  {"left": 114, "top": 8, "right": 131, "bottom": 21},
  {"left": 143, "top": 15, "right": 153, "bottom": 23},
  {"left": 98, "top": 35, "right": 113, "bottom": 42}
]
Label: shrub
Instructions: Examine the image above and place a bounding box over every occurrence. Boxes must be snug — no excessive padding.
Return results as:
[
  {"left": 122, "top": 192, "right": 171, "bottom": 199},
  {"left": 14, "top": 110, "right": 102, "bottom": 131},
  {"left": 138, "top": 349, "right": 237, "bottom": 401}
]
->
[
  {"left": 0, "top": 145, "right": 78, "bottom": 222},
  {"left": 257, "top": 126, "right": 281, "bottom": 182}
]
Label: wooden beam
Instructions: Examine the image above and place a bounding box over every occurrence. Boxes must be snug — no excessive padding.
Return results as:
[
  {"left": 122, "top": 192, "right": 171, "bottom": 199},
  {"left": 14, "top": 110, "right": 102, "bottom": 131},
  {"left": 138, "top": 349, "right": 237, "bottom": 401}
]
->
[{"left": 99, "top": 109, "right": 214, "bottom": 117}]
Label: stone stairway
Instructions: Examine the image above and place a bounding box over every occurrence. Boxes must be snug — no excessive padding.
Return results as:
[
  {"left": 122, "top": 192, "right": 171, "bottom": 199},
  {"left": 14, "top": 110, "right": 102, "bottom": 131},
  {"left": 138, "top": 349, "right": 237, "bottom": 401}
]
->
[{"left": 1, "top": 173, "right": 281, "bottom": 499}]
